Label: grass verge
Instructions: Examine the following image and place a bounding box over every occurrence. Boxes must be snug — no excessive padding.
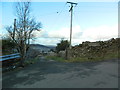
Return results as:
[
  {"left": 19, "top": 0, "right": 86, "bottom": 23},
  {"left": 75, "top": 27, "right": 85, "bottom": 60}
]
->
[
  {"left": 24, "top": 57, "right": 40, "bottom": 66},
  {"left": 45, "top": 56, "right": 66, "bottom": 62},
  {"left": 45, "top": 51, "right": 119, "bottom": 63}
]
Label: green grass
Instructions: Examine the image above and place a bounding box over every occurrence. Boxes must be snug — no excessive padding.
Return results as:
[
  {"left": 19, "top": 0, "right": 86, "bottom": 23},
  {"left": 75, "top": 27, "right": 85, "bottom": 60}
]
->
[
  {"left": 45, "top": 50, "right": 119, "bottom": 63},
  {"left": 102, "top": 51, "right": 119, "bottom": 60},
  {"left": 24, "top": 57, "right": 40, "bottom": 65},
  {"left": 45, "top": 56, "right": 66, "bottom": 62}
]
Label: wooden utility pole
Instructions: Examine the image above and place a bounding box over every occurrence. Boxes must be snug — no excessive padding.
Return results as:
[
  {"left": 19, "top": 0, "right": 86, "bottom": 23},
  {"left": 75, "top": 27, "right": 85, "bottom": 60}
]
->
[
  {"left": 13, "top": 19, "right": 16, "bottom": 40},
  {"left": 67, "top": 2, "right": 77, "bottom": 49}
]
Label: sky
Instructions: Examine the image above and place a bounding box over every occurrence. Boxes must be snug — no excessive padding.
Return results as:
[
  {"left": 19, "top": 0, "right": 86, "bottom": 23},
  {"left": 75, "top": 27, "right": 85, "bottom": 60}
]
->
[{"left": 0, "top": 1, "right": 118, "bottom": 46}]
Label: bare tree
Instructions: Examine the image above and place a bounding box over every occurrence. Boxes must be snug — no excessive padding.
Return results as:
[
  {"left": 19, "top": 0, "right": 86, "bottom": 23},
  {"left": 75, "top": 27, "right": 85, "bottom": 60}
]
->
[{"left": 6, "top": 2, "right": 41, "bottom": 66}]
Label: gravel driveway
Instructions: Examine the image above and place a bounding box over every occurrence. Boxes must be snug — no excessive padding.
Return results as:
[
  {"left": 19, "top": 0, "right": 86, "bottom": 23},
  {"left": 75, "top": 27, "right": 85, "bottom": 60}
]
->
[{"left": 2, "top": 58, "right": 119, "bottom": 88}]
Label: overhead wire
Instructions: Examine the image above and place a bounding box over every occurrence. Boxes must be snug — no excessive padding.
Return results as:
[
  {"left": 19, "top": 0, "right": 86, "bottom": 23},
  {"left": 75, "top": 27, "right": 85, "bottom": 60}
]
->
[
  {"left": 38, "top": 11, "right": 59, "bottom": 17},
  {"left": 52, "top": 3, "right": 68, "bottom": 29},
  {"left": 36, "top": 3, "right": 67, "bottom": 17},
  {"left": 35, "top": 2, "right": 117, "bottom": 17},
  {"left": 37, "top": 3, "right": 69, "bottom": 41},
  {"left": 57, "top": 2, "right": 67, "bottom": 16}
]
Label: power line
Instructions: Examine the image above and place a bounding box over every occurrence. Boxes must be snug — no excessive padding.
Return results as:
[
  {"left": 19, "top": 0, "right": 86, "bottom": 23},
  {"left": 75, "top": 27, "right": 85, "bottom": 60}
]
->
[
  {"left": 57, "top": 3, "right": 67, "bottom": 16},
  {"left": 38, "top": 12, "right": 59, "bottom": 17},
  {"left": 37, "top": 3, "right": 67, "bottom": 17},
  {"left": 49, "top": 3, "right": 69, "bottom": 31}
]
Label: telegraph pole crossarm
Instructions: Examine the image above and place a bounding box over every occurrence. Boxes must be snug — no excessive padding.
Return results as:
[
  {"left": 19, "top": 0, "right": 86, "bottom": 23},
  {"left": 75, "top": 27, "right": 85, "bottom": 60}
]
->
[{"left": 67, "top": 2, "right": 77, "bottom": 5}]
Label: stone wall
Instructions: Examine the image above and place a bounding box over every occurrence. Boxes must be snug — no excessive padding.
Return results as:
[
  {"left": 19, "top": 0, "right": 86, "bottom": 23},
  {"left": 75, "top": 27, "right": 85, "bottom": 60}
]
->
[{"left": 68, "top": 38, "right": 120, "bottom": 59}]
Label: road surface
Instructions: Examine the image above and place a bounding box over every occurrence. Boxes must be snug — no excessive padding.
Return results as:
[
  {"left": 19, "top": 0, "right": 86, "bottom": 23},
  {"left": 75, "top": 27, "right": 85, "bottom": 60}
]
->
[{"left": 2, "top": 58, "right": 119, "bottom": 88}]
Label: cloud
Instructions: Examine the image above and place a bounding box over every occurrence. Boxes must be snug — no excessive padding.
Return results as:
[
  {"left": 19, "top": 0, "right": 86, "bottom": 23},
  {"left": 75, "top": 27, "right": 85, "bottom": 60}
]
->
[
  {"left": 81, "top": 24, "right": 118, "bottom": 41},
  {"left": 32, "top": 29, "right": 48, "bottom": 38},
  {"left": 32, "top": 25, "right": 82, "bottom": 45},
  {"left": 0, "top": 25, "right": 2, "bottom": 29},
  {"left": 48, "top": 25, "right": 82, "bottom": 39},
  {"left": 72, "top": 24, "right": 118, "bottom": 45},
  {"left": 32, "top": 25, "right": 82, "bottom": 39},
  {"left": 32, "top": 24, "right": 118, "bottom": 45},
  {"left": 32, "top": 38, "right": 61, "bottom": 45}
]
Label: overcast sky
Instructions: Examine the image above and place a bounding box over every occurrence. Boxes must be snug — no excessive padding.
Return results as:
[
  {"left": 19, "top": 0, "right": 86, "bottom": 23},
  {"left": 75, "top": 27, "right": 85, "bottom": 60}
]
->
[{"left": 0, "top": 0, "right": 118, "bottom": 46}]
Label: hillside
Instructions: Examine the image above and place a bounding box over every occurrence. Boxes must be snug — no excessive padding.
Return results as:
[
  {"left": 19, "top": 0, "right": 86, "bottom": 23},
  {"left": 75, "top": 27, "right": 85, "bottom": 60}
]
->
[
  {"left": 30, "top": 44, "right": 55, "bottom": 52},
  {"left": 25, "top": 44, "right": 55, "bottom": 59}
]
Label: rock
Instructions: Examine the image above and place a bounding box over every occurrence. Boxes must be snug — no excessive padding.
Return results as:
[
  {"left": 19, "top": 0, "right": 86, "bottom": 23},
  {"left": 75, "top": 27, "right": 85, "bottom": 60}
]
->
[
  {"left": 48, "top": 51, "right": 57, "bottom": 56},
  {"left": 26, "top": 48, "right": 41, "bottom": 60},
  {"left": 58, "top": 51, "right": 66, "bottom": 58}
]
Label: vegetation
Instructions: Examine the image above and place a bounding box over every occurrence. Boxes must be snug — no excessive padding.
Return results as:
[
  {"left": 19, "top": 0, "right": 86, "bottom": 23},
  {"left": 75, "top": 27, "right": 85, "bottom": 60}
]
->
[
  {"left": 56, "top": 40, "right": 69, "bottom": 53},
  {"left": 45, "top": 51, "right": 118, "bottom": 63},
  {"left": 46, "top": 38, "right": 119, "bottom": 63},
  {"left": 6, "top": 2, "right": 42, "bottom": 66},
  {"left": 24, "top": 57, "right": 40, "bottom": 65},
  {"left": 1, "top": 37, "right": 16, "bottom": 55},
  {"left": 45, "top": 56, "right": 65, "bottom": 62}
]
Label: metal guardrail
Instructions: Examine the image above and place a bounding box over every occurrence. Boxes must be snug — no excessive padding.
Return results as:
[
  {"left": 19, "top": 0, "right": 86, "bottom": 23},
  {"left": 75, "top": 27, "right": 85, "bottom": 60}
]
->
[{"left": 0, "top": 53, "right": 20, "bottom": 62}]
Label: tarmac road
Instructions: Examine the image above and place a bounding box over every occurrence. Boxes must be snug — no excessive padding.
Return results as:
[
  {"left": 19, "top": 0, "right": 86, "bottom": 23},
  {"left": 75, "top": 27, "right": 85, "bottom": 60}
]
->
[{"left": 2, "top": 58, "right": 119, "bottom": 88}]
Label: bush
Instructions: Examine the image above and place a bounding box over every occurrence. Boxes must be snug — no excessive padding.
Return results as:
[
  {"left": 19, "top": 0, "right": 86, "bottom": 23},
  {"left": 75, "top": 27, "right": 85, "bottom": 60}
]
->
[
  {"left": 56, "top": 40, "right": 69, "bottom": 53},
  {"left": 1, "top": 37, "right": 16, "bottom": 55}
]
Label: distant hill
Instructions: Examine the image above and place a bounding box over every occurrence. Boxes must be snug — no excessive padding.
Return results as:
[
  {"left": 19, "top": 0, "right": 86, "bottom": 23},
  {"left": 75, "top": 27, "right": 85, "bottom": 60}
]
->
[
  {"left": 29, "top": 44, "right": 55, "bottom": 52},
  {"left": 46, "top": 45, "right": 56, "bottom": 49}
]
